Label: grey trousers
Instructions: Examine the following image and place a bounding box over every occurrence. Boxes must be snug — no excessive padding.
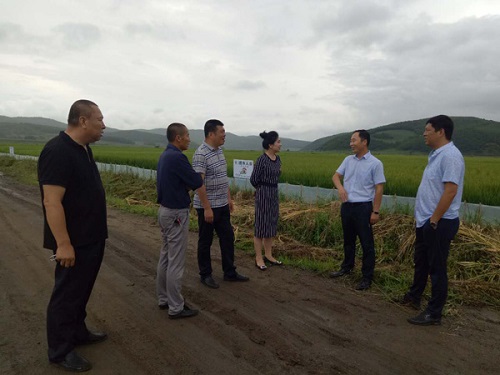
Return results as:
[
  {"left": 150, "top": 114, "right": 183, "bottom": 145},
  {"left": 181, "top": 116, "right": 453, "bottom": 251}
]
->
[{"left": 156, "top": 206, "right": 189, "bottom": 315}]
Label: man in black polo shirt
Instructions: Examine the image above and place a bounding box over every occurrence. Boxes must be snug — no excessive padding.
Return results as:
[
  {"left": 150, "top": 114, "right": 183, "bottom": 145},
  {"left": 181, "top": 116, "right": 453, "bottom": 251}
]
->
[{"left": 38, "top": 99, "right": 108, "bottom": 372}]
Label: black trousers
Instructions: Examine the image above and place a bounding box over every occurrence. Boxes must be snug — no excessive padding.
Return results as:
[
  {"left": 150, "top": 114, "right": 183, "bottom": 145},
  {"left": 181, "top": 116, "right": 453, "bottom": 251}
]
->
[
  {"left": 196, "top": 205, "right": 236, "bottom": 278},
  {"left": 408, "top": 218, "right": 459, "bottom": 318},
  {"left": 340, "top": 202, "right": 375, "bottom": 280},
  {"left": 47, "top": 240, "right": 105, "bottom": 362}
]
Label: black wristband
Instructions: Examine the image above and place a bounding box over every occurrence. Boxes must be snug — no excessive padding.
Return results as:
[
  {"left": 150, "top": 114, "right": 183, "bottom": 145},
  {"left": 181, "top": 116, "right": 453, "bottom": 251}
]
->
[{"left": 372, "top": 211, "right": 379, "bottom": 215}]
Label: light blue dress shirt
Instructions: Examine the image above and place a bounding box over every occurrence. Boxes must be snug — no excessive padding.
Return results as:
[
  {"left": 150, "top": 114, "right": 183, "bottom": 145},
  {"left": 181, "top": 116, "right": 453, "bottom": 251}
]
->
[
  {"left": 336, "top": 151, "right": 386, "bottom": 202},
  {"left": 414, "top": 142, "right": 465, "bottom": 228}
]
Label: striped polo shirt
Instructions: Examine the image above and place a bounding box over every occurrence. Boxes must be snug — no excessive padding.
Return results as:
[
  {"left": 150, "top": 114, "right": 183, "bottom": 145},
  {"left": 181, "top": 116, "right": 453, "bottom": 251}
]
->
[{"left": 192, "top": 141, "right": 229, "bottom": 209}]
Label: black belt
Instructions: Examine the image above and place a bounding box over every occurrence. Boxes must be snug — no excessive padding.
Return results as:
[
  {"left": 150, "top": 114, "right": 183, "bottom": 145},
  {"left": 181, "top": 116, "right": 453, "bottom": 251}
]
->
[{"left": 343, "top": 201, "right": 371, "bottom": 205}]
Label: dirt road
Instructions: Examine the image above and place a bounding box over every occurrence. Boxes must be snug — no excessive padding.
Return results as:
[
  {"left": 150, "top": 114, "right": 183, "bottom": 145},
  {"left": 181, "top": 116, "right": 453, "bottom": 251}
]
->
[{"left": 0, "top": 174, "right": 499, "bottom": 375}]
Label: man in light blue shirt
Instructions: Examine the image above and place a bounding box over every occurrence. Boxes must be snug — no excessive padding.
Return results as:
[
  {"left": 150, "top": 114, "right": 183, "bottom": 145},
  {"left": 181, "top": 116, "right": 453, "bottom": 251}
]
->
[
  {"left": 331, "top": 130, "right": 385, "bottom": 290},
  {"left": 403, "top": 115, "right": 465, "bottom": 326}
]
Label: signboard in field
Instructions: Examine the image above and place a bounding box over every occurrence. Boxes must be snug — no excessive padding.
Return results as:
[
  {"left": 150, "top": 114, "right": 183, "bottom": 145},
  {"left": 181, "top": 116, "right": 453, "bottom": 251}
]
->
[{"left": 233, "top": 159, "right": 253, "bottom": 179}]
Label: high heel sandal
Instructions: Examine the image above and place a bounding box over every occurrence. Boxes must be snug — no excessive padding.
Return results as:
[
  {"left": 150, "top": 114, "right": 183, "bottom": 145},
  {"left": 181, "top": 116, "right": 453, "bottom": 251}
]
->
[
  {"left": 264, "top": 256, "right": 283, "bottom": 266},
  {"left": 255, "top": 260, "right": 267, "bottom": 271}
]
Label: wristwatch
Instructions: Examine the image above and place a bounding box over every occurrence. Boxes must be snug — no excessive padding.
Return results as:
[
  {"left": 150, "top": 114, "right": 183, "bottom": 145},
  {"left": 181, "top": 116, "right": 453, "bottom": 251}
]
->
[
  {"left": 430, "top": 221, "right": 438, "bottom": 230},
  {"left": 372, "top": 211, "right": 379, "bottom": 215}
]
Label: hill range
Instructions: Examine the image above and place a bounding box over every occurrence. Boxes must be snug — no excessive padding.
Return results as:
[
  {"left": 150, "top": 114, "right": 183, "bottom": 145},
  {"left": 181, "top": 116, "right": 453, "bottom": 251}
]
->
[
  {"left": 304, "top": 117, "right": 500, "bottom": 156},
  {"left": 0, "top": 115, "right": 499, "bottom": 155},
  {"left": 0, "top": 116, "right": 308, "bottom": 151}
]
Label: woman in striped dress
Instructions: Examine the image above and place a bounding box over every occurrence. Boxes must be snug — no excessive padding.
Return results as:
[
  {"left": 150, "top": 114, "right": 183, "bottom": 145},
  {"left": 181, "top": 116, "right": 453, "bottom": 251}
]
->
[{"left": 250, "top": 131, "right": 282, "bottom": 270}]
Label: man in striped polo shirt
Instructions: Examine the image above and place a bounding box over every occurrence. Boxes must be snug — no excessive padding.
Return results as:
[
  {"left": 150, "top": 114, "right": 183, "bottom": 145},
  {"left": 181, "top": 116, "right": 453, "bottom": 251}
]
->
[{"left": 193, "top": 119, "right": 249, "bottom": 289}]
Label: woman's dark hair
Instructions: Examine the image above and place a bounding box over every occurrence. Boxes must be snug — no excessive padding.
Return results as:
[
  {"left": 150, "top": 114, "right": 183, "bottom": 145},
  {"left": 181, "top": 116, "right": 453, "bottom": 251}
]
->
[{"left": 259, "top": 130, "right": 279, "bottom": 150}]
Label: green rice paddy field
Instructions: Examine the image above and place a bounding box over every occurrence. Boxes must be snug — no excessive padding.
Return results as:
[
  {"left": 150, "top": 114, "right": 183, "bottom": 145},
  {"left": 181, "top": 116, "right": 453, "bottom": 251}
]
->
[{"left": 1, "top": 143, "right": 499, "bottom": 206}]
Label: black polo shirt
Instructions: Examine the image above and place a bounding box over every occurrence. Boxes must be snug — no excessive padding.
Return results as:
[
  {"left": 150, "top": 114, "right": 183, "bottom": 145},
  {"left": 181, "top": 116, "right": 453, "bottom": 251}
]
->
[
  {"left": 156, "top": 144, "right": 203, "bottom": 209},
  {"left": 38, "top": 131, "right": 108, "bottom": 250}
]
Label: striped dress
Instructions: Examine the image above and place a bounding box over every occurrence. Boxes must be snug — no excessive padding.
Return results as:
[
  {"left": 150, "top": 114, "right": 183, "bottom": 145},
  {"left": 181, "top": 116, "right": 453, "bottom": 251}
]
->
[{"left": 250, "top": 153, "right": 281, "bottom": 238}]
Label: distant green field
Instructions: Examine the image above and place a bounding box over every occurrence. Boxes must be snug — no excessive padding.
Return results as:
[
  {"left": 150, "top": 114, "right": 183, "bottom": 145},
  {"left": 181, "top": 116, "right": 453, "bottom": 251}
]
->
[{"left": 1, "top": 143, "right": 499, "bottom": 206}]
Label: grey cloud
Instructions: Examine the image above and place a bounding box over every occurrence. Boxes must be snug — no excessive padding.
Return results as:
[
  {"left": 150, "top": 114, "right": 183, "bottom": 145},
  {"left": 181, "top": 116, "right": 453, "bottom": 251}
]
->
[
  {"left": 53, "top": 23, "right": 101, "bottom": 49},
  {"left": 0, "top": 22, "right": 50, "bottom": 55},
  {"left": 307, "top": 1, "right": 427, "bottom": 52},
  {"left": 275, "top": 121, "right": 294, "bottom": 131},
  {"left": 315, "top": 1, "right": 393, "bottom": 33},
  {"left": 124, "top": 22, "right": 186, "bottom": 42},
  {"left": 231, "top": 80, "right": 266, "bottom": 90},
  {"left": 252, "top": 4, "right": 298, "bottom": 48},
  {"left": 255, "top": 27, "right": 292, "bottom": 48},
  {"left": 383, "top": 16, "right": 500, "bottom": 57},
  {"left": 298, "top": 106, "right": 329, "bottom": 116},
  {"left": 319, "top": 14, "right": 500, "bottom": 128},
  {"left": 380, "top": 16, "right": 500, "bottom": 83},
  {"left": 311, "top": 0, "right": 394, "bottom": 50},
  {"left": 0, "top": 22, "right": 23, "bottom": 41}
]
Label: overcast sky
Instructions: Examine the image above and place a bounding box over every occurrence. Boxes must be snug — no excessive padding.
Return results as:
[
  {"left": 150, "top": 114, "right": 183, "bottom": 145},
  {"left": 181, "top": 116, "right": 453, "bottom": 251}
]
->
[{"left": 1, "top": 0, "right": 500, "bottom": 141}]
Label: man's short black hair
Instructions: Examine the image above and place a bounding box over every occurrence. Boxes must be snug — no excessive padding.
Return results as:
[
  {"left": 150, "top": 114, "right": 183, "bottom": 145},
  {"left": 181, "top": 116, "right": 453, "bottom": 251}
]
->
[
  {"left": 67, "top": 99, "right": 98, "bottom": 126},
  {"left": 204, "top": 119, "right": 224, "bottom": 137},
  {"left": 427, "top": 115, "right": 454, "bottom": 140},
  {"left": 354, "top": 129, "right": 370, "bottom": 146},
  {"left": 166, "top": 123, "right": 187, "bottom": 142}
]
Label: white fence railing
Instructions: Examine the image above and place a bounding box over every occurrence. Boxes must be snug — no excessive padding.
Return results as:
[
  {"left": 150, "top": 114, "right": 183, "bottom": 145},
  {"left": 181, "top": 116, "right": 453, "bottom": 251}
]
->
[{"left": 1, "top": 152, "right": 499, "bottom": 223}]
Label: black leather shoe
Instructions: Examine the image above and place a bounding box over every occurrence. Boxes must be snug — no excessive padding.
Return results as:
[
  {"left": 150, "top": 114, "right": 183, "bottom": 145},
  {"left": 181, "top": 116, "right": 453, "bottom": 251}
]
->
[
  {"left": 329, "top": 268, "right": 352, "bottom": 278},
  {"left": 400, "top": 293, "right": 421, "bottom": 310},
  {"left": 51, "top": 351, "right": 92, "bottom": 372},
  {"left": 76, "top": 331, "right": 108, "bottom": 345},
  {"left": 169, "top": 307, "right": 199, "bottom": 320},
  {"left": 355, "top": 278, "right": 372, "bottom": 290},
  {"left": 223, "top": 273, "right": 250, "bottom": 282},
  {"left": 161, "top": 302, "right": 192, "bottom": 311},
  {"left": 407, "top": 311, "right": 441, "bottom": 326},
  {"left": 201, "top": 276, "right": 220, "bottom": 289}
]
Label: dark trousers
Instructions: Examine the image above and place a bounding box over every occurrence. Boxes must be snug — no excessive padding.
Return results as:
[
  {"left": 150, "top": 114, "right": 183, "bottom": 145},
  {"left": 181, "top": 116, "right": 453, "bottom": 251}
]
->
[
  {"left": 408, "top": 218, "right": 459, "bottom": 318},
  {"left": 340, "top": 202, "right": 375, "bottom": 280},
  {"left": 47, "top": 241, "right": 105, "bottom": 362},
  {"left": 196, "top": 205, "right": 236, "bottom": 278}
]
